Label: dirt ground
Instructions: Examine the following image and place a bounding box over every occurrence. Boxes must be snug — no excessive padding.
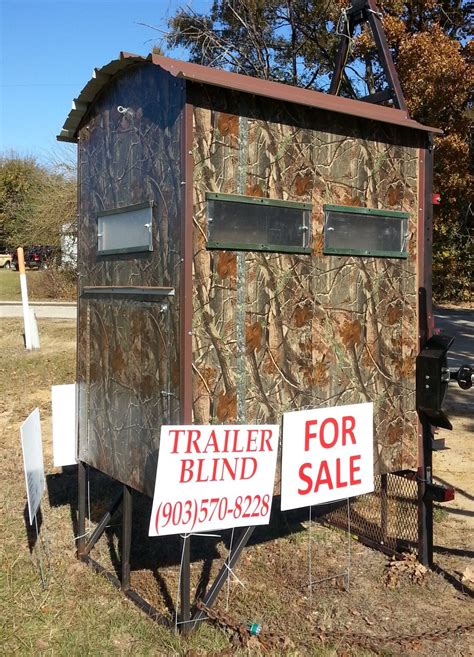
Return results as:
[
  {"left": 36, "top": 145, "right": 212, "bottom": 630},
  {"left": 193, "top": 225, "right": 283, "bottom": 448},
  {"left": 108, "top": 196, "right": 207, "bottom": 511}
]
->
[
  {"left": 0, "top": 318, "right": 472, "bottom": 656},
  {"left": 432, "top": 409, "right": 474, "bottom": 589}
]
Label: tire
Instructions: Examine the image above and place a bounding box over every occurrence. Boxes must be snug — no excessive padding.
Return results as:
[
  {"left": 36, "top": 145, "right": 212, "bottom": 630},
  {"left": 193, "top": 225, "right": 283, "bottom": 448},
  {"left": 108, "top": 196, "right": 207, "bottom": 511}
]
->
[{"left": 4, "top": 261, "right": 11, "bottom": 269}]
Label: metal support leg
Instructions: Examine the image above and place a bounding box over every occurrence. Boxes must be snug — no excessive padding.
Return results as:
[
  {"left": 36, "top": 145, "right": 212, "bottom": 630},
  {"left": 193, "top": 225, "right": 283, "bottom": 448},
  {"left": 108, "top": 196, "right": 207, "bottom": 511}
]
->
[
  {"left": 418, "top": 418, "right": 434, "bottom": 567},
  {"left": 366, "top": 0, "right": 407, "bottom": 111},
  {"left": 77, "top": 461, "right": 87, "bottom": 557},
  {"left": 82, "top": 491, "right": 123, "bottom": 557},
  {"left": 192, "top": 526, "right": 255, "bottom": 627},
  {"left": 329, "top": 17, "right": 354, "bottom": 95},
  {"left": 381, "top": 474, "right": 388, "bottom": 544},
  {"left": 179, "top": 535, "right": 191, "bottom": 633},
  {"left": 121, "top": 485, "right": 132, "bottom": 591}
]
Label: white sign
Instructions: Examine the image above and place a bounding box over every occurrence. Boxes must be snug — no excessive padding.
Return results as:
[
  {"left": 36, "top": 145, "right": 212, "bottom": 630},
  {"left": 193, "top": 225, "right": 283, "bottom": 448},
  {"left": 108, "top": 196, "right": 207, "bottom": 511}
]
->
[
  {"left": 149, "top": 425, "right": 279, "bottom": 536},
  {"left": 52, "top": 384, "right": 77, "bottom": 467},
  {"left": 281, "top": 403, "right": 374, "bottom": 511},
  {"left": 21, "top": 408, "right": 46, "bottom": 524}
]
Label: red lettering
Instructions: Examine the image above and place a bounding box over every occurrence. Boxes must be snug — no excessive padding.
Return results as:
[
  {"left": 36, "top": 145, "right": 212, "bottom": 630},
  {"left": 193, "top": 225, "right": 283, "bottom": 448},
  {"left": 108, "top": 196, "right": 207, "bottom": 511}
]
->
[
  {"left": 240, "top": 457, "right": 257, "bottom": 479},
  {"left": 349, "top": 454, "right": 362, "bottom": 485},
  {"left": 314, "top": 460, "right": 333, "bottom": 491},
  {"left": 304, "top": 420, "right": 318, "bottom": 451},
  {"left": 335, "top": 458, "right": 348, "bottom": 488},
  {"left": 260, "top": 429, "right": 273, "bottom": 452},
  {"left": 342, "top": 416, "right": 356, "bottom": 446},
  {"left": 231, "top": 430, "right": 244, "bottom": 453},
  {"left": 298, "top": 463, "right": 313, "bottom": 494},
  {"left": 320, "top": 418, "right": 338, "bottom": 449},
  {"left": 170, "top": 429, "right": 185, "bottom": 454},
  {"left": 222, "top": 429, "right": 232, "bottom": 453},
  {"left": 246, "top": 429, "right": 258, "bottom": 452},
  {"left": 179, "top": 459, "right": 194, "bottom": 483},
  {"left": 220, "top": 458, "right": 238, "bottom": 480},
  {"left": 186, "top": 430, "right": 201, "bottom": 453},
  {"left": 203, "top": 429, "right": 219, "bottom": 453},
  {"left": 196, "top": 458, "right": 209, "bottom": 482}
]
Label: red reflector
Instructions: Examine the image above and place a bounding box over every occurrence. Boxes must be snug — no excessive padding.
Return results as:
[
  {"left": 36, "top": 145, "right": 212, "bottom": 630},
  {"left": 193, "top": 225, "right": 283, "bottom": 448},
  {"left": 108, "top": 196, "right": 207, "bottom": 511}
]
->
[
  {"left": 444, "top": 487, "right": 455, "bottom": 502},
  {"left": 425, "top": 483, "right": 455, "bottom": 502}
]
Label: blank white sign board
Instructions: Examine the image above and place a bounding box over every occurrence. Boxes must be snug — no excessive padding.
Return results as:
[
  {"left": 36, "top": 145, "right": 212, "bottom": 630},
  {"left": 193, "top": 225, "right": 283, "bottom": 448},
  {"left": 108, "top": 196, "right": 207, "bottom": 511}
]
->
[
  {"left": 52, "top": 384, "right": 77, "bottom": 467},
  {"left": 21, "top": 408, "right": 45, "bottom": 524}
]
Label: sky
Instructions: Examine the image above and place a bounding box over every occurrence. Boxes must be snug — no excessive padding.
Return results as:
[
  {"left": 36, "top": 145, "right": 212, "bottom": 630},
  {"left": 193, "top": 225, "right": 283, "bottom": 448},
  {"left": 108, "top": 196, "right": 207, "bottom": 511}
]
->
[{"left": 0, "top": 0, "right": 212, "bottom": 164}]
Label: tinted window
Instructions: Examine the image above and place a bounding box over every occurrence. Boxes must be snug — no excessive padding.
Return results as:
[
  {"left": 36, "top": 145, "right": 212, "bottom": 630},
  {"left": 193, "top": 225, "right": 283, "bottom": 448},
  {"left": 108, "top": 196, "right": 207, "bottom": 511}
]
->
[
  {"left": 324, "top": 205, "right": 408, "bottom": 258},
  {"left": 207, "top": 193, "right": 311, "bottom": 254}
]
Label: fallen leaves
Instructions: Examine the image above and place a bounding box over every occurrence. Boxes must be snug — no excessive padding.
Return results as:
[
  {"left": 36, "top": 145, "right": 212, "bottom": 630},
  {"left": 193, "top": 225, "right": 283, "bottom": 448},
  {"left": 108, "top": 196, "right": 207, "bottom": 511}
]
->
[{"left": 385, "top": 552, "right": 428, "bottom": 588}]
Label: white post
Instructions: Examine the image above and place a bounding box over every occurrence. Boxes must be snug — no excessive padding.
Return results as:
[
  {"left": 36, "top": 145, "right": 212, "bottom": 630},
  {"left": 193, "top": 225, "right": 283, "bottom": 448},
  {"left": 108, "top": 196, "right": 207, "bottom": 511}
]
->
[
  {"left": 18, "top": 247, "right": 33, "bottom": 350},
  {"left": 29, "top": 309, "right": 41, "bottom": 349}
]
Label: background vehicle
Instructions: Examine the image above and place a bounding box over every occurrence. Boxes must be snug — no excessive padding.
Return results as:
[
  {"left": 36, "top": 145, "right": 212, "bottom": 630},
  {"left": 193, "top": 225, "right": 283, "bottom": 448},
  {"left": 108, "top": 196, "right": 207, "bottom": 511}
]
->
[
  {"left": 11, "top": 245, "right": 57, "bottom": 270},
  {"left": 0, "top": 253, "right": 13, "bottom": 269}
]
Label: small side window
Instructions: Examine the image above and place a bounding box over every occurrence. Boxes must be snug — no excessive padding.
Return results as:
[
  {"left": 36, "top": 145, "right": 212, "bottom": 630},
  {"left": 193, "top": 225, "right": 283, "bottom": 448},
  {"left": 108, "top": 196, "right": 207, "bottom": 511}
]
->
[
  {"left": 323, "top": 205, "right": 409, "bottom": 258},
  {"left": 206, "top": 192, "right": 311, "bottom": 254},
  {"left": 97, "top": 202, "right": 153, "bottom": 255}
]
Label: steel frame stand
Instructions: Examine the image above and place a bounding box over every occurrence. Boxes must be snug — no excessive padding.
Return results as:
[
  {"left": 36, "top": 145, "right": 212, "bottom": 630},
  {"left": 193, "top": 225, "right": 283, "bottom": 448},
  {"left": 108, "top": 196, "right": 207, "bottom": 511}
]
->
[
  {"left": 417, "top": 418, "right": 434, "bottom": 567},
  {"left": 192, "top": 526, "right": 255, "bottom": 627},
  {"left": 417, "top": 134, "right": 435, "bottom": 569},
  {"left": 329, "top": 0, "right": 407, "bottom": 111},
  {"left": 76, "top": 461, "right": 255, "bottom": 632}
]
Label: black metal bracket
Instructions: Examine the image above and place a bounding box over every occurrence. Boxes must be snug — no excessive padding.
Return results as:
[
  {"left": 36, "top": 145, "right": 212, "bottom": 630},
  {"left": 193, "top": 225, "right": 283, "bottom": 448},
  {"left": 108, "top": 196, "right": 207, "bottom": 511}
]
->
[
  {"left": 416, "top": 334, "right": 455, "bottom": 430},
  {"left": 329, "top": 0, "right": 407, "bottom": 112}
]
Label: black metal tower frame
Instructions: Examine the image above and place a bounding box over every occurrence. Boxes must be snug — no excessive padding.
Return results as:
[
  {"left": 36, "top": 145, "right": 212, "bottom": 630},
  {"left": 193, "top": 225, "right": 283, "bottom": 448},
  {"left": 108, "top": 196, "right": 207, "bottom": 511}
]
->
[{"left": 329, "top": 0, "right": 407, "bottom": 112}]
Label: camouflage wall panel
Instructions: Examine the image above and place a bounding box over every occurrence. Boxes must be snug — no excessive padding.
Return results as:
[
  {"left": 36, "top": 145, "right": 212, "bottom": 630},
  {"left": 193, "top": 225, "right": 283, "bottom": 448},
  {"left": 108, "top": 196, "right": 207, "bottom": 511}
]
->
[
  {"left": 77, "top": 64, "right": 184, "bottom": 495},
  {"left": 190, "top": 86, "right": 419, "bottom": 474}
]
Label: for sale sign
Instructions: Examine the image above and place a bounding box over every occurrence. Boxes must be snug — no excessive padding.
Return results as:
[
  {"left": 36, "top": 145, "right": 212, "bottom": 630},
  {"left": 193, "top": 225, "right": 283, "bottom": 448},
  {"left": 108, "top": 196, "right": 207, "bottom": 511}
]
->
[
  {"left": 281, "top": 403, "right": 374, "bottom": 511},
  {"left": 149, "top": 425, "right": 279, "bottom": 536}
]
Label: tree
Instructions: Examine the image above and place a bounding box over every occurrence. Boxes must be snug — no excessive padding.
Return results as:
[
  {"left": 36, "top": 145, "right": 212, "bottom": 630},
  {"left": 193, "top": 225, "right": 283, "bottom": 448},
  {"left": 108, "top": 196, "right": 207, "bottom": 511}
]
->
[
  {"left": 163, "top": 0, "right": 472, "bottom": 301},
  {"left": 0, "top": 155, "right": 42, "bottom": 250},
  {"left": 358, "top": 2, "right": 472, "bottom": 301},
  {"left": 0, "top": 154, "right": 76, "bottom": 252},
  {"left": 166, "top": 1, "right": 349, "bottom": 88}
]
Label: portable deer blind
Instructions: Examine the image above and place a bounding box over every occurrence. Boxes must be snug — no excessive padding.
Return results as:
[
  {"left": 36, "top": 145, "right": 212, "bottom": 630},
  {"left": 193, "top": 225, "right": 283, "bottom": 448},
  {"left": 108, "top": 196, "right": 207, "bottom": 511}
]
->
[{"left": 58, "top": 51, "right": 442, "bottom": 610}]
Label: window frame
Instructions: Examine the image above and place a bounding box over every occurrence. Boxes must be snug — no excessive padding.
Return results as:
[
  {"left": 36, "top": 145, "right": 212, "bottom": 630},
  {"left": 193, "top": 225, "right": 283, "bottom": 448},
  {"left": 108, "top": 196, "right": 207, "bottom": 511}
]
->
[
  {"left": 96, "top": 201, "right": 154, "bottom": 256},
  {"left": 206, "top": 192, "right": 312, "bottom": 254},
  {"left": 323, "top": 204, "right": 409, "bottom": 259}
]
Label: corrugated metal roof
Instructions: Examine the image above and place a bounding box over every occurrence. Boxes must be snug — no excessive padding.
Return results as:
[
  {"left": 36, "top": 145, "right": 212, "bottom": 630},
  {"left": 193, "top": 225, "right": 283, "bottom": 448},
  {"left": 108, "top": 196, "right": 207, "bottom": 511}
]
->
[
  {"left": 57, "top": 55, "right": 142, "bottom": 142},
  {"left": 57, "top": 51, "right": 442, "bottom": 143}
]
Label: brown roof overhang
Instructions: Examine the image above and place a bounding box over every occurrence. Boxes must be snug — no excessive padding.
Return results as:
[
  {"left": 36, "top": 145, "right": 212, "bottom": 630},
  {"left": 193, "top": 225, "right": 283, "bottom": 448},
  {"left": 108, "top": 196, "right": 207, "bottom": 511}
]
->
[{"left": 57, "top": 51, "right": 442, "bottom": 143}]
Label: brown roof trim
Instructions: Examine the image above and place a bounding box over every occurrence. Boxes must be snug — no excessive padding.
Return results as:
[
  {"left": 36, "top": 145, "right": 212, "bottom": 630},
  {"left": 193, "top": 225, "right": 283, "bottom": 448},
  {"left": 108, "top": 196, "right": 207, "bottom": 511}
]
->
[
  {"left": 148, "top": 53, "right": 441, "bottom": 135},
  {"left": 57, "top": 51, "right": 442, "bottom": 142}
]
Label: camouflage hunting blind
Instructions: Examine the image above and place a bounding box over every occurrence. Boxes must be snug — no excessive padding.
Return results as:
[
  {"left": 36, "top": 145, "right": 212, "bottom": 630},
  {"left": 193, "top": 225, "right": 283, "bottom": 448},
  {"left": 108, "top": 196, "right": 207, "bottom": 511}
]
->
[{"left": 58, "top": 52, "right": 440, "bottom": 498}]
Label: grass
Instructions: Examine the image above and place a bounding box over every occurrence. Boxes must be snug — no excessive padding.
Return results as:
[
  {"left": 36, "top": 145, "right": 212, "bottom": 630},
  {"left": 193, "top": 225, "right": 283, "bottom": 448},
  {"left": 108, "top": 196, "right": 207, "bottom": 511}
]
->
[
  {"left": 433, "top": 505, "right": 449, "bottom": 523},
  {"left": 0, "top": 269, "right": 76, "bottom": 302},
  {"left": 0, "top": 319, "right": 232, "bottom": 656},
  {"left": 0, "top": 319, "right": 472, "bottom": 656},
  {"left": 0, "top": 269, "right": 43, "bottom": 301}
]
